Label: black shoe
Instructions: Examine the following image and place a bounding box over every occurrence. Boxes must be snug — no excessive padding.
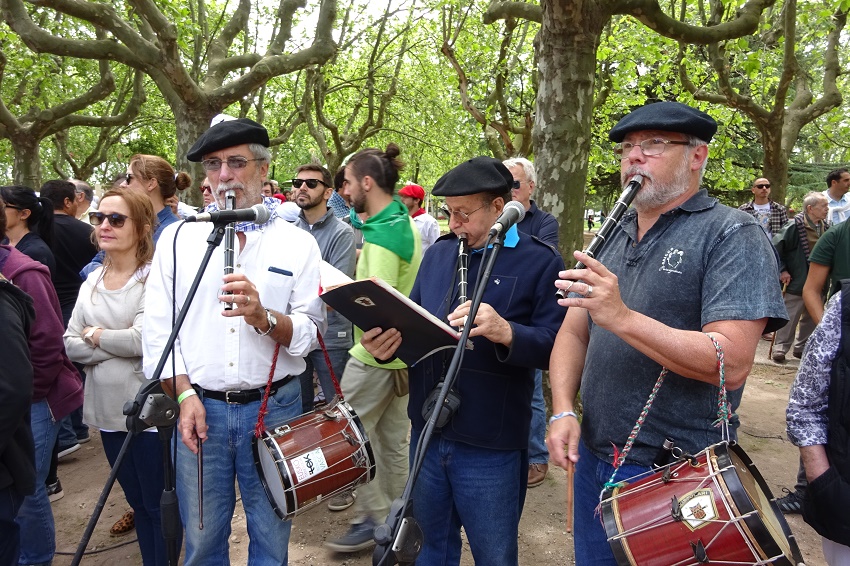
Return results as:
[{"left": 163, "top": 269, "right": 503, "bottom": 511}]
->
[
  {"left": 324, "top": 517, "right": 377, "bottom": 553},
  {"left": 776, "top": 487, "right": 804, "bottom": 514},
  {"left": 58, "top": 443, "right": 80, "bottom": 459},
  {"left": 47, "top": 480, "right": 64, "bottom": 502},
  {"left": 793, "top": 351, "right": 804, "bottom": 359}
]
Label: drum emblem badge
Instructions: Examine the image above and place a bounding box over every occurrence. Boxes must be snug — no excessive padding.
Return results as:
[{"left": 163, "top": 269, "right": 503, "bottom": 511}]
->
[{"left": 679, "top": 488, "right": 718, "bottom": 531}]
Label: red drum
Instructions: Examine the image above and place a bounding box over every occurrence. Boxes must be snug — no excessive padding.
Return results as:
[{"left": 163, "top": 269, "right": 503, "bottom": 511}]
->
[
  {"left": 602, "top": 442, "right": 805, "bottom": 566},
  {"left": 253, "top": 402, "right": 375, "bottom": 520}
]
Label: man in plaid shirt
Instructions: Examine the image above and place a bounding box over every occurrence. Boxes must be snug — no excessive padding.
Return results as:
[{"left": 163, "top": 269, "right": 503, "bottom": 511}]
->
[{"left": 739, "top": 177, "right": 788, "bottom": 238}]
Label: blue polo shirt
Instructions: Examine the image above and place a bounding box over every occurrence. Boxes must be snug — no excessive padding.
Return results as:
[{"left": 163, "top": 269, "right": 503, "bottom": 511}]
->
[{"left": 580, "top": 189, "right": 788, "bottom": 467}]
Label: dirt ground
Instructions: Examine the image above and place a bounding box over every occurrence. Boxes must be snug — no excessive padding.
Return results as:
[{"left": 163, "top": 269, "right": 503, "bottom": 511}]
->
[{"left": 51, "top": 339, "right": 826, "bottom": 565}]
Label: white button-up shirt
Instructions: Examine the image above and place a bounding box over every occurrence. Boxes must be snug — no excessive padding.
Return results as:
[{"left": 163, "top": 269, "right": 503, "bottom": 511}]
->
[
  {"left": 142, "top": 217, "right": 326, "bottom": 391},
  {"left": 823, "top": 189, "right": 850, "bottom": 225}
]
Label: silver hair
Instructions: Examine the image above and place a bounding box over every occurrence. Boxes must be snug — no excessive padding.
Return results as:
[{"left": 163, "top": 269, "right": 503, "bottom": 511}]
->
[
  {"left": 803, "top": 191, "right": 828, "bottom": 210},
  {"left": 686, "top": 135, "right": 708, "bottom": 182},
  {"left": 248, "top": 143, "right": 272, "bottom": 165},
  {"left": 502, "top": 157, "right": 536, "bottom": 185}
]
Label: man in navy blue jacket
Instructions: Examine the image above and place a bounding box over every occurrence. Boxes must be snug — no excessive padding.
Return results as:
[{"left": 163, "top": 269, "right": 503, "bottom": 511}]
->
[{"left": 361, "top": 156, "right": 565, "bottom": 565}]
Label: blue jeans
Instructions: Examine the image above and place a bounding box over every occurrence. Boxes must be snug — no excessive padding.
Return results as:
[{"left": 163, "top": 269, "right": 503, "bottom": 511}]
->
[
  {"left": 296, "top": 348, "right": 349, "bottom": 413},
  {"left": 0, "top": 487, "right": 25, "bottom": 566},
  {"left": 176, "top": 379, "right": 301, "bottom": 566},
  {"left": 102, "top": 431, "right": 177, "bottom": 566},
  {"left": 16, "top": 399, "right": 60, "bottom": 565},
  {"left": 573, "top": 441, "right": 651, "bottom": 565},
  {"left": 410, "top": 432, "right": 527, "bottom": 565},
  {"left": 528, "top": 369, "right": 549, "bottom": 465}
]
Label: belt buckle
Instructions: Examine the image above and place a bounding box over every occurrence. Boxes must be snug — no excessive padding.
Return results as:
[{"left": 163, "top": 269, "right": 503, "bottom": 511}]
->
[{"left": 224, "top": 390, "right": 241, "bottom": 404}]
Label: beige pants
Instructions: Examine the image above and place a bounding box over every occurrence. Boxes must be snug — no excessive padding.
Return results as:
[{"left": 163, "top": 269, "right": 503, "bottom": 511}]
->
[{"left": 341, "top": 357, "right": 410, "bottom": 521}]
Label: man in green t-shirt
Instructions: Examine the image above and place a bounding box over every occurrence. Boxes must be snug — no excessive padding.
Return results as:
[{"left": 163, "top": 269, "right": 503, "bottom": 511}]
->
[
  {"left": 325, "top": 144, "right": 422, "bottom": 553},
  {"left": 803, "top": 217, "right": 850, "bottom": 324}
]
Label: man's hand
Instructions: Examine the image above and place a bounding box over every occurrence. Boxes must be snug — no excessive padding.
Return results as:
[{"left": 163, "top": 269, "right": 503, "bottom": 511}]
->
[
  {"left": 220, "top": 273, "right": 267, "bottom": 330},
  {"left": 361, "top": 327, "right": 402, "bottom": 360},
  {"left": 779, "top": 271, "right": 792, "bottom": 286},
  {"left": 448, "top": 301, "right": 513, "bottom": 346},
  {"left": 554, "top": 251, "right": 631, "bottom": 331},
  {"left": 546, "top": 415, "right": 581, "bottom": 470}
]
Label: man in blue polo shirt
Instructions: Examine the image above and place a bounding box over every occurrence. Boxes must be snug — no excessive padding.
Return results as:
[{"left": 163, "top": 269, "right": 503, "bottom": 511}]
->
[{"left": 547, "top": 101, "right": 787, "bottom": 565}]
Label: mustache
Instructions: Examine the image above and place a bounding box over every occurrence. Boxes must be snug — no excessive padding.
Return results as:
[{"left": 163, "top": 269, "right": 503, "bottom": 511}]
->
[
  {"left": 622, "top": 167, "right": 652, "bottom": 184},
  {"left": 216, "top": 182, "right": 245, "bottom": 194}
]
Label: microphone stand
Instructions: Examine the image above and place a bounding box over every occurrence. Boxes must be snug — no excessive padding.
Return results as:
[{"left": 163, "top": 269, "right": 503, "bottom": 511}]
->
[
  {"left": 372, "top": 229, "right": 509, "bottom": 566},
  {"left": 72, "top": 223, "right": 229, "bottom": 566}
]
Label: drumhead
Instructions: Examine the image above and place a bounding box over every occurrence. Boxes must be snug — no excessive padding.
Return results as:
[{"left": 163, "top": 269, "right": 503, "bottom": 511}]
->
[
  {"left": 719, "top": 443, "right": 804, "bottom": 565},
  {"left": 252, "top": 433, "right": 296, "bottom": 520}
]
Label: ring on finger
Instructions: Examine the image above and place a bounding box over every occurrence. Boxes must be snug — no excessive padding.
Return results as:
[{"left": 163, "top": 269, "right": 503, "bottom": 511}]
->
[
  {"left": 245, "top": 295, "right": 251, "bottom": 305},
  {"left": 586, "top": 285, "right": 594, "bottom": 297}
]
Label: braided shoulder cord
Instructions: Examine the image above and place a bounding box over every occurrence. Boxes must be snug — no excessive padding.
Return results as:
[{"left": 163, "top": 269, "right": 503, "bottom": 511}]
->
[
  {"left": 254, "top": 343, "right": 281, "bottom": 438},
  {"left": 602, "top": 332, "right": 730, "bottom": 492}
]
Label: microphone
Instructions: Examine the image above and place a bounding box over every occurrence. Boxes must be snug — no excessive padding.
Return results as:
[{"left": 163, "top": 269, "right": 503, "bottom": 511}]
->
[
  {"left": 488, "top": 201, "right": 526, "bottom": 236},
  {"left": 186, "top": 204, "right": 271, "bottom": 225}
]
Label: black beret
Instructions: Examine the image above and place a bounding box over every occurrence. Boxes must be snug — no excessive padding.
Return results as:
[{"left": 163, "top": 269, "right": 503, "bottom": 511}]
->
[
  {"left": 186, "top": 118, "right": 270, "bottom": 162},
  {"left": 432, "top": 156, "right": 512, "bottom": 197},
  {"left": 608, "top": 101, "right": 717, "bottom": 143}
]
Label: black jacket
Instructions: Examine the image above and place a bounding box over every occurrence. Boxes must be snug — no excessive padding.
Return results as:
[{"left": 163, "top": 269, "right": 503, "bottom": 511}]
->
[{"left": 0, "top": 274, "right": 35, "bottom": 495}]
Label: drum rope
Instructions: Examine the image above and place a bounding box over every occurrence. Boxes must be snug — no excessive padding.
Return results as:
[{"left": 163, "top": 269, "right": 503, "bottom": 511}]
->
[
  {"left": 254, "top": 343, "right": 282, "bottom": 438},
  {"left": 602, "top": 334, "right": 731, "bottom": 494}
]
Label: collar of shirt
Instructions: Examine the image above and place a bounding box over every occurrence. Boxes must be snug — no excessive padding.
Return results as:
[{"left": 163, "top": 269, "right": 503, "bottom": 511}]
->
[
  {"left": 204, "top": 196, "right": 280, "bottom": 232},
  {"left": 471, "top": 224, "right": 519, "bottom": 254}
]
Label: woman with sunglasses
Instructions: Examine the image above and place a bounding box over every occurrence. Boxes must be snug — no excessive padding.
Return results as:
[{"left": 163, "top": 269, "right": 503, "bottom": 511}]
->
[
  {"left": 0, "top": 185, "right": 56, "bottom": 274},
  {"left": 64, "top": 188, "right": 177, "bottom": 566},
  {"left": 121, "top": 154, "right": 192, "bottom": 241}
]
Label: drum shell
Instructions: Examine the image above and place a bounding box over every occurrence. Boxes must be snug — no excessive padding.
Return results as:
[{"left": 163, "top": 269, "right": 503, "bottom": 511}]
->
[
  {"left": 253, "top": 402, "right": 375, "bottom": 520},
  {"left": 602, "top": 442, "right": 802, "bottom": 566}
]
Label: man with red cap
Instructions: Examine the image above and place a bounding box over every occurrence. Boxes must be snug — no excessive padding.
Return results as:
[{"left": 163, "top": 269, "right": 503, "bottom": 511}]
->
[{"left": 399, "top": 184, "right": 440, "bottom": 254}]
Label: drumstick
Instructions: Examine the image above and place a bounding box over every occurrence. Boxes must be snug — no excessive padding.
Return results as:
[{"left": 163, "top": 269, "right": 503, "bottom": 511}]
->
[
  {"left": 198, "top": 437, "right": 204, "bottom": 530},
  {"left": 566, "top": 462, "right": 574, "bottom": 533}
]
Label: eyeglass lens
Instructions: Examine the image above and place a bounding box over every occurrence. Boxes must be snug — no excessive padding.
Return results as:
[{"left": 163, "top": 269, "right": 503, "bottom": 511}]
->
[
  {"left": 202, "top": 157, "right": 253, "bottom": 171},
  {"left": 292, "top": 178, "right": 323, "bottom": 189},
  {"left": 755, "top": 184, "right": 770, "bottom": 188},
  {"left": 89, "top": 212, "right": 127, "bottom": 227}
]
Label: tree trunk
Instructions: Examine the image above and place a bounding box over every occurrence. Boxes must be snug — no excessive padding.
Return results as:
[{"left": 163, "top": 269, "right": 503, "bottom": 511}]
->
[
  {"left": 760, "top": 126, "right": 789, "bottom": 207},
  {"left": 172, "top": 104, "right": 219, "bottom": 208},
  {"left": 12, "top": 136, "right": 42, "bottom": 187},
  {"left": 535, "top": 0, "right": 608, "bottom": 259}
]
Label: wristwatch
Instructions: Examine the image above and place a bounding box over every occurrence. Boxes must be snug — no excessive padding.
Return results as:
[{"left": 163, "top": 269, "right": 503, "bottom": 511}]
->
[
  {"left": 254, "top": 308, "right": 277, "bottom": 336},
  {"left": 83, "top": 327, "right": 99, "bottom": 347}
]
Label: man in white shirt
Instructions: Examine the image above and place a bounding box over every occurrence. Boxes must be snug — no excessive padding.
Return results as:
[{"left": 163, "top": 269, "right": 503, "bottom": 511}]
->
[
  {"left": 399, "top": 184, "right": 440, "bottom": 254},
  {"left": 142, "top": 118, "right": 325, "bottom": 565},
  {"left": 823, "top": 168, "right": 850, "bottom": 225}
]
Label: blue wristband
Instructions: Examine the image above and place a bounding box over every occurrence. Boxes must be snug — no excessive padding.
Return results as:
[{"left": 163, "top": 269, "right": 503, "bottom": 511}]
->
[{"left": 549, "top": 411, "right": 578, "bottom": 425}]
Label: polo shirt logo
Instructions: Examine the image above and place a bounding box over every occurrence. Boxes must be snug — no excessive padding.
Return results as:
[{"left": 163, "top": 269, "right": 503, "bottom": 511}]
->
[{"left": 660, "top": 248, "right": 685, "bottom": 274}]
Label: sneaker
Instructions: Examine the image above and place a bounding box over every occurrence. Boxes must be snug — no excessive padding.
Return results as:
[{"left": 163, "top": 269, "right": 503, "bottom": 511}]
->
[
  {"left": 324, "top": 517, "right": 377, "bottom": 553},
  {"left": 772, "top": 351, "right": 786, "bottom": 363},
  {"left": 528, "top": 463, "right": 548, "bottom": 488},
  {"left": 327, "top": 490, "right": 356, "bottom": 512},
  {"left": 76, "top": 431, "right": 91, "bottom": 444},
  {"left": 47, "top": 480, "right": 64, "bottom": 502},
  {"left": 58, "top": 443, "right": 80, "bottom": 460},
  {"left": 776, "top": 487, "right": 804, "bottom": 514}
]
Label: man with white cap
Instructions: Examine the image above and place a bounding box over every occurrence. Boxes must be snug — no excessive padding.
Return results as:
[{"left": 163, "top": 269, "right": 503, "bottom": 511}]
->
[{"left": 143, "top": 117, "right": 325, "bottom": 564}]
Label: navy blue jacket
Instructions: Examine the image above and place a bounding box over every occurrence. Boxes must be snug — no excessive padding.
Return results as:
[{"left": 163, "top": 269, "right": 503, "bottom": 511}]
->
[{"left": 408, "top": 232, "right": 565, "bottom": 450}]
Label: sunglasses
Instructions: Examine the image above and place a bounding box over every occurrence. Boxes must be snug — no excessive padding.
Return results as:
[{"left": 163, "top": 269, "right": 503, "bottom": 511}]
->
[
  {"left": 201, "top": 156, "right": 262, "bottom": 171},
  {"left": 291, "top": 178, "right": 329, "bottom": 189},
  {"left": 4, "top": 204, "right": 23, "bottom": 211},
  {"left": 755, "top": 183, "right": 771, "bottom": 189},
  {"left": 89, "top": 212, "right": 129, "bottom": 228},
  {"left": 124, "top": 173, "right": 135, "bottom": 183},
  {"left": 512, "top": 180, "right": 521, "bottom": 189},
  {"left": 200, "top": 185, "right": 213, "bottom": 193}
]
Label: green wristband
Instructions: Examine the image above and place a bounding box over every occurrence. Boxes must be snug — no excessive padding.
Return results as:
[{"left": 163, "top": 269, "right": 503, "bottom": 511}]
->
[{"left": 177, "top": 389, "right": 198, "bottom": 404}]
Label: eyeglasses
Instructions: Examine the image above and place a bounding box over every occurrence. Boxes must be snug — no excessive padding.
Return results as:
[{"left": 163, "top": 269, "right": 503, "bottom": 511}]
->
[
  {"left": 89, "top": 212, "right": 129, "bottom": 228},
  {"left": 201, "top": 157, "right": 262, "bottom": 171},
  {"left": 755, "top": 183, "right": 771, "bottom": 189},
  {"left": 200, "top": 185, "right": 213, "bottom": 193},
  {"left": 4, "top": 204, "right": 22, "bottom": 211},
  {"left": 124, "top": 173, "right": 135, "bottom": 183},
  {"left": 291, "top": 178, "right": 329, "bottom": 189},
  {"left": 512, "top": 180, "right": 521, "bottom": 189},
  {"left": 440, "top": 203, "right": 488, "bottom": 223},
  {"left": 614, "top": 138, "right": 690, "bottom": 158}
]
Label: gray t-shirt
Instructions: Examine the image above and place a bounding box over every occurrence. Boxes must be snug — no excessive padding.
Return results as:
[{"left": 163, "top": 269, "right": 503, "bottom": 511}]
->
[{"left": 581, "top": 190, "right": 788, "bottom": 467}]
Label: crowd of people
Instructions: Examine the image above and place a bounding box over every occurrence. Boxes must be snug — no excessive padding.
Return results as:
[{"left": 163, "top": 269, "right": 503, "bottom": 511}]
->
[{"left": 1, "top": 101, "right": 849, "bottom": 566}]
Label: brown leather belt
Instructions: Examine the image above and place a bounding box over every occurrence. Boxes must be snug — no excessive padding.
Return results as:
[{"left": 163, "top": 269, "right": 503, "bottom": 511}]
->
[{"left": 199, "top": 376, "right": 293, "bottom": 404}]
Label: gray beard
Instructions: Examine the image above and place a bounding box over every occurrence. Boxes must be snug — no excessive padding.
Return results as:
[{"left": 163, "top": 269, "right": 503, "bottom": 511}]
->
[{"left": 623, "top": 155, "right": 692, "bottom": 212}]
